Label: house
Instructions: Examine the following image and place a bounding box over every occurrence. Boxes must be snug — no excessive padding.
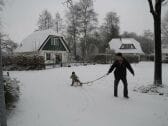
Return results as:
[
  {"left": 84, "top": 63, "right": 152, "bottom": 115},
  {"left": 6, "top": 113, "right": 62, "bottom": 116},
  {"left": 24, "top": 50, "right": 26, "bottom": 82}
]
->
[
  {"left": 15, "top": 29, "right": 70, "bottom": 65},
  {"left": 109, "top": 38, "right": 144, "bottom": 55}
]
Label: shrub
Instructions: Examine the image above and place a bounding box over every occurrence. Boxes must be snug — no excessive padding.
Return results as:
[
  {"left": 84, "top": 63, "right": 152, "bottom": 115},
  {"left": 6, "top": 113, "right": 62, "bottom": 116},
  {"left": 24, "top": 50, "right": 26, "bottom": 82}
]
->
[
  {"left": 140, "top": 55, "right": 154, "bottom": 61},
  {"left": 2, "top": 54, "right": 45, "bottom": 70},
  {"left": 123, "top": 54, "right": 140, "bottom": 63},
  {"left": 89, "top": 54, "right": 114, "bottom": 64},
  {"left": 3, "top": 75, "right": 20, "bottom": 109},
  {"left": 91, "top": 55, "right": 106, "bottom": 64},
  {"left": 88, "top": 54, "right": 140, "bottom": 64}
]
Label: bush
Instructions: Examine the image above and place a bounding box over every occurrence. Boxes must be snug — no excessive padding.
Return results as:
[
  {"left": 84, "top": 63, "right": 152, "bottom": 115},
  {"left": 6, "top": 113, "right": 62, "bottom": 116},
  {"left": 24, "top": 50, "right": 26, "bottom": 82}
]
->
[
  {"left": 3, "top": 75, "right": 20, "bottom": 109},
  {"left": 133, "top": 84, "right": 168, "bottom": 96},
  {"left": 88, "top": 54, "right": 140, "bottom": 64},
  {"left": 90, "top": 55, "right": 106, "bottom": 64},
  {"left": 123, "top": 54, "right": 140, "bottom": 63},
  {"left": 3, "top": 54, "right": 45, "bottom": 70},
  {"left": 89, "top": 54, "right": 114, "bottom": 64},
  {"left": 140, "top": 55, "right": 154, "bottom": 61}
]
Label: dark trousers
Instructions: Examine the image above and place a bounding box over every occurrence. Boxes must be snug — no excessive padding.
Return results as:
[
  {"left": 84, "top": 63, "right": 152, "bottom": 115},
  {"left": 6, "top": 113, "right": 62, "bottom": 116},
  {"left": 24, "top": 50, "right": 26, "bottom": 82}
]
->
[{"left": 114, "top": 77, "right": 128, "bottom": 97}]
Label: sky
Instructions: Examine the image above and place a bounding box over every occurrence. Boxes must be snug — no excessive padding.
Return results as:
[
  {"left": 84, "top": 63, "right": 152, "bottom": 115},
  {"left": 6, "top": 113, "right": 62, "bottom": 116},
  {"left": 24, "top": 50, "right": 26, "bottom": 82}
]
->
[{"left": 1, "top": 0, "right": 168, "bottom": 43}]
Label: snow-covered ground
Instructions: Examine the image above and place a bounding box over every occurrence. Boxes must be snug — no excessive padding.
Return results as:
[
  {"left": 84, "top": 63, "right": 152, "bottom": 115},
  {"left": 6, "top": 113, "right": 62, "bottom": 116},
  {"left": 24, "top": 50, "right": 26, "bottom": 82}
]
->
[{"left": 8, "top": 62, "right": 168, "bottom": 126}]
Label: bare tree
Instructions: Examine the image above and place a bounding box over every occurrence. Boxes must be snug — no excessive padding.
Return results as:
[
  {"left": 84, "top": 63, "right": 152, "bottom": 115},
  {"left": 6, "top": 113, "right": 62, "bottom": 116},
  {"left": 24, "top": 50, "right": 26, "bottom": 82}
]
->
[
  {"left": 147, "top": 0, "right": 167, "bottom": 85},
  {"left": 78, "top": 0, "right": 97, "bottom": 60},
  {"left": 0, "top": 0, "right": 4, "bottom": 27},
  {"left": 37, "top": 9, "right": 53, "bottom": 30},
  {"left": 53, "top": 12, "right": 64, "bottom": 34},
  {"left": 100, "top": 11, "right": 120, "bottom": 50},
  {"left": 103, "top": 12, "right": 119, "bottom": 38},
  {"left": 1, "top": 36, "right": 17, "bottom": 55},
  {"left": 66, "top": 1, "right": 81, "bottom": 59}
]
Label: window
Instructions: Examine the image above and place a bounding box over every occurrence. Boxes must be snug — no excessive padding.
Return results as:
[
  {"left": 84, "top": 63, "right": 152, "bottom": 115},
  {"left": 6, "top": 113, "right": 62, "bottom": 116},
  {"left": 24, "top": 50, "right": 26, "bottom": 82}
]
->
[
  {"left": 131, "top": 44, "right": 136, "bottom": 49},
  {"left": 46, "top": 53, "right": 51, "bottom": 60},
  {"left": 120, "top": 44, "right": 136, "bottom": 49},
  {"left": 51, "top": 38, "right": 59, "bottom": 46},
  {"left": 51, "top": 38, "right": 54, "bottom": 45}
]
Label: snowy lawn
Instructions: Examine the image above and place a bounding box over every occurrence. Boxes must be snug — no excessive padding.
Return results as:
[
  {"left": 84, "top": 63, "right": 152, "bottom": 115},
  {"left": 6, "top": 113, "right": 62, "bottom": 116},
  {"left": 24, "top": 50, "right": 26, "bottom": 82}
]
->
[{"left": 8, "top": 62, "right": 168, "bottom": 126}]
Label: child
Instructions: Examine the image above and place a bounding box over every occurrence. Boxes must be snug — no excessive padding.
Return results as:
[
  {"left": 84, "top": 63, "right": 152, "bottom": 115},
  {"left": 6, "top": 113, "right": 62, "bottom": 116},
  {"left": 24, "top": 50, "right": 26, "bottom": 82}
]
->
[{"left": 70, "top": 72, "right": 82, "bottom": 86}]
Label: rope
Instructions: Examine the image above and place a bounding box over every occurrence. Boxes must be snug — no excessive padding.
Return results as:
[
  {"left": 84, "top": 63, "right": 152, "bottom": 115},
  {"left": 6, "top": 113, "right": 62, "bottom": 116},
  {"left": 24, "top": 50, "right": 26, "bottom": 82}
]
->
[{"left": 81, "top": 74, "right": 107, "bottom": 85}]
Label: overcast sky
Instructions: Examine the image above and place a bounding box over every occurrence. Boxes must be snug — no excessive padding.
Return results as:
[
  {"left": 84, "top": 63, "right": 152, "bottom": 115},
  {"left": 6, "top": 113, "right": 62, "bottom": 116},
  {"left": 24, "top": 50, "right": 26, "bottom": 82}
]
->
[{"left": 1, "top": 0, "right": 168, "bottom": 43}]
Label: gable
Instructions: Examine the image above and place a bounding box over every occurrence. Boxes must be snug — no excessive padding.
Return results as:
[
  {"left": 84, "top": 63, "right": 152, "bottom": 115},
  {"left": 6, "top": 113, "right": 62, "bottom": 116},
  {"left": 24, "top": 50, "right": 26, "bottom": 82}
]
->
[{"left": 41, "top": 36, "right": 67, "bottom": 51}]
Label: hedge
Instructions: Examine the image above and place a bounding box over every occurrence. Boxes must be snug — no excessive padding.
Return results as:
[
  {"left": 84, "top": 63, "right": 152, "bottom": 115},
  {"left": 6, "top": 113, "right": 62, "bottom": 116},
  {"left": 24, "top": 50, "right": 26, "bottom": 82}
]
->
[
  {"left": 2, "top": 54, "right": 45, "bottom": 70},
  {"left": 89, "top": 54, "right": 140, "bottom": 64},
  {"left": 122, "top": 54, "right": 140, "bottom": 63}
]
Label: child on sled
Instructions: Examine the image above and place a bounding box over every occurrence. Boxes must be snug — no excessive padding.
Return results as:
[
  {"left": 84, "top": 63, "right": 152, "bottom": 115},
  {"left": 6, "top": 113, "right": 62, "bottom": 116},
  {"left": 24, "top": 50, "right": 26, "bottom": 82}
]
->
[{"left": 70, "top": 72, "right": 82, "bottom": 86}]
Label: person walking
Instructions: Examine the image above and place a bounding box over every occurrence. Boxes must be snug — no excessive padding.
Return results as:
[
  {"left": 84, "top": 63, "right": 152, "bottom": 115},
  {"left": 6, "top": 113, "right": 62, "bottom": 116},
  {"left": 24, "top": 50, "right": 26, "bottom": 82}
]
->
[{"left": 107, "top": 53, "right": 134, "bottom": 98}]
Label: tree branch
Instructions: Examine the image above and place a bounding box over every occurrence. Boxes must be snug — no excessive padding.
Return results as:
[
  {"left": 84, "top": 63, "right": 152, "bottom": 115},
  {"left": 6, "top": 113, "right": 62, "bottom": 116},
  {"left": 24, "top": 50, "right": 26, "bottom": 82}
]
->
[
  {"left": 162, "top": 0, "right": 168, "bottom": 6},
  {"left": 147, "top": 0, "right": 156, "bottom": 16}
]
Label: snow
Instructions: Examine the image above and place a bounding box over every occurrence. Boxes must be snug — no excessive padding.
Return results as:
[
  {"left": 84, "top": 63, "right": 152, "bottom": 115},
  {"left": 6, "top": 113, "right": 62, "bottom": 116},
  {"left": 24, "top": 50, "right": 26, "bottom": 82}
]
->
[
  {"left": 109, "top": 38, "right": 144, "bottom": 54},
  {"left": 15, "top": 29, "right": 61, "bottom": 52},
  {"left": 7, "top": 62, "right": 168, "bottom": 126}
]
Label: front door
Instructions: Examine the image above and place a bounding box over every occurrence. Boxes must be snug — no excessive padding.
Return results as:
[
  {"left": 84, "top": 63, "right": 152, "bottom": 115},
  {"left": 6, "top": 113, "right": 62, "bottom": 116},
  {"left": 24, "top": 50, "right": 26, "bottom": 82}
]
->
[{"left": 55, "top": 54, "right": 62, "bottom": 64}]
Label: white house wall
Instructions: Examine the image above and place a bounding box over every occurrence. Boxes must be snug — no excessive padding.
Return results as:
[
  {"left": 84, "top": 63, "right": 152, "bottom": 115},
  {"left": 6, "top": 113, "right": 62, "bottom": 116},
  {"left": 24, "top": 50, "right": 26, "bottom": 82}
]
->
[{"left": 40, "top": 50, "right": 69, "bottom": 64}]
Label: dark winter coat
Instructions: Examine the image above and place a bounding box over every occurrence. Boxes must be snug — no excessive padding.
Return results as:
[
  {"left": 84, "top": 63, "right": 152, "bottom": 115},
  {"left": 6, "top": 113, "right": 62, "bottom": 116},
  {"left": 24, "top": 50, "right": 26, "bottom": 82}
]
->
[
  {"left": 70, "top": 74, "right": 79, "bottom": 81},
  {"left": 108, "top": 58, "right": 134, "bottom": 79}
]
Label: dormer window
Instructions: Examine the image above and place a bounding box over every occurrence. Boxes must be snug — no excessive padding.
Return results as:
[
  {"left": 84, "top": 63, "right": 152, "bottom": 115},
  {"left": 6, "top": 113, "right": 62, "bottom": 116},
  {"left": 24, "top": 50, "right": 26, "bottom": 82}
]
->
[
  {"left": 120, "top": 44, "right": 136, "bottom": 49},
  {"left": 51, "top": 37, "right": 60, "bottom": 46}
]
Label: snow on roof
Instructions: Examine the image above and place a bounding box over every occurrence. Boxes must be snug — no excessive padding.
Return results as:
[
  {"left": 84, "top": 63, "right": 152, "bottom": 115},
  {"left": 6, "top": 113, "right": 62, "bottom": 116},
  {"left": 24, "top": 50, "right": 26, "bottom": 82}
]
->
[
  {"left": 15, "top": 29, "right": 62, "bottom": 52},
  {"left": 109, "top": 38, "right": 144, "bottom": 54}
]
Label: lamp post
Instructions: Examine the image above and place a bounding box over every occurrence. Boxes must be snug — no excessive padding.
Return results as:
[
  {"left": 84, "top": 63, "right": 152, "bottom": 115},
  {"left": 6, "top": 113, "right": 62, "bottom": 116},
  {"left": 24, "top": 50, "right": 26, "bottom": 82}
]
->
[{"left": 0, "top": 33, "right": 7, "bottom": 126}]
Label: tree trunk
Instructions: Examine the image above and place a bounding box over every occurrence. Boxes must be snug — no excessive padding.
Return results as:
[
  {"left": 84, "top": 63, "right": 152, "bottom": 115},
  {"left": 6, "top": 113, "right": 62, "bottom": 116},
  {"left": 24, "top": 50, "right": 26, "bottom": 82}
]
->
[
  {"left": 0, "top": 35, "right": 7, "bottom": 126},
  {"left": 154, "top": 17, "right": 162, "bottom": 85},
  {"left": 84, "top": 31, "right": 87, "bottom": 61},
  {"left": 72, "top": 8, "right": 77, "bottom": 60},
  {"left": 73, "top": 33, "right": 77, "bottom": 59},
  {"left": 148, "top": 0, "right": 163, "bottom": 85},
  {"left": 153, "top": 1, "right": 162, "bottom": 85},
  {"left": 83, "top": 20, "right": 88, "bottom": 61}
]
